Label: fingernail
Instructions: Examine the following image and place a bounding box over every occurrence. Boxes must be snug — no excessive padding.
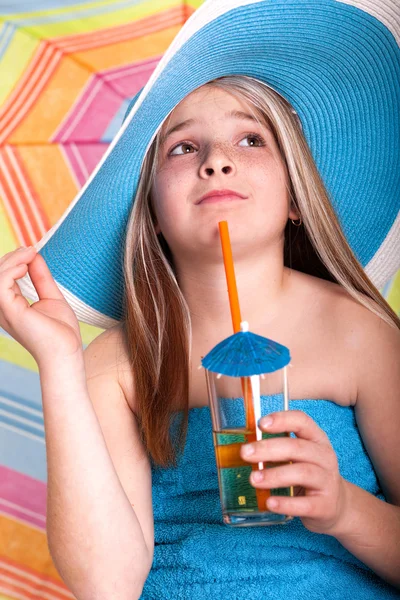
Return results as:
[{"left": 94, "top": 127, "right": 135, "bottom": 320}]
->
[
  {"left": 252, "top": 470, "right": 263, "bottom": 482},
  {"left": 242, "top": 444, "right": 255, "bottom": 456},
  {"left": 259, "top": 417, "right": 273, "bottom": 428}
]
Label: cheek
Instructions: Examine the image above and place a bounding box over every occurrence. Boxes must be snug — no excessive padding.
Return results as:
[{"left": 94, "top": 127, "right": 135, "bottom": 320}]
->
[{"left": 151, "top": 179, "right": 185, "bottom": 231}]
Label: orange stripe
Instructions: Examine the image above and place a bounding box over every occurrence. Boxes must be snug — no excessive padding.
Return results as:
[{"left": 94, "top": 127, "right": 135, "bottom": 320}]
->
[
  {"left": 0, "top": 179, "right": 26, "bottom": 246},
  {"left": 0, "top": 157, "right": 31, "bottom": 245},
  {"left": 0, "top": 148, "right": 46, "bottom": 243},
  {"left": 0, "top": 558, "right": 72, "bottom": 599},
  {"left": 183, "top": 4, "right": 196, "bottom": 21},
  {"left": 55, "top": 6, "right": 184, "bottom": 50},
  {"left": 7, "top": 146, "right": 51, "bottom": 234},
  {"left": 0, "top": 558, "right": 68, "bottom": 592},
  {"left": 0, "top": 578, "right": 70, "bottom": 600},
  {"left": 0, "top": 43, "right": 62, "bottom": 142},
  {"left": 2, "top": 147, "right": 47, "bottom": 241}
]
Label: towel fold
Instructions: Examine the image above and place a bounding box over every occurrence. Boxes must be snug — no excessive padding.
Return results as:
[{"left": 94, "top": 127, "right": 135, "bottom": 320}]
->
[{"left": 140, "top": 398, "right": 398, "bottom": 599}]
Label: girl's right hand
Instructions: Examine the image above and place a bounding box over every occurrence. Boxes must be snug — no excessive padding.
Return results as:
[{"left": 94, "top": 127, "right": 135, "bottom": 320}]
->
[{"left": 0, "top": 246, "right": 84, "bottom": 367}]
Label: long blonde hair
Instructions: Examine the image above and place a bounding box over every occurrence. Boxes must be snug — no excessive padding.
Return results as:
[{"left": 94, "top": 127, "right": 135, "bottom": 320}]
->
[{"left": 122, "top": 75, "right": 399, "bottom": 468}]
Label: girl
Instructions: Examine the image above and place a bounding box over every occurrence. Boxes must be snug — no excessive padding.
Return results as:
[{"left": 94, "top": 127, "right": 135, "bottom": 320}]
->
[{"left": 1, "top": 1, "right": 399, "bottom": 598}]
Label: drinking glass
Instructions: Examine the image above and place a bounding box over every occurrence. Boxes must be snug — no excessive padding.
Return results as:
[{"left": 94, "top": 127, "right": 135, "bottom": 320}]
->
[{"left": 205, "top": 368, "right": 293, "bottom": 527}]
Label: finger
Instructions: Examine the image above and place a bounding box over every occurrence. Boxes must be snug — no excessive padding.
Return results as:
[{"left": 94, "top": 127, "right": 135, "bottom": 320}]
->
[
  {"left": 257, "top": 410, "right": 331, "bottom": 445},
  {"left": 250, "top": 462, "right": 327, "bottom": 490},
  {"left": 0, "top": 263, "right": 31, "bottom": 324},
  {"left": 0, "top": 246, "right": 36, "bottom": 269},
  {"left": 24, "top": 252, "right": 66, "bottom": 301},
  {"left": 266, "top": 494, "right": 320, "bottom": 517},
  {"left": 0, "top": 263, "right": 31, "bottom": 301},
  {"left": 240, "top": 435, "right": 333, "bottom": 468}
]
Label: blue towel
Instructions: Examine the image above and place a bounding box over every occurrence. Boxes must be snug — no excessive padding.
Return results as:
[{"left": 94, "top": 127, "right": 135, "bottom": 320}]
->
[{"left": 140, "top": 398, "right": 398, "bottom": 599}]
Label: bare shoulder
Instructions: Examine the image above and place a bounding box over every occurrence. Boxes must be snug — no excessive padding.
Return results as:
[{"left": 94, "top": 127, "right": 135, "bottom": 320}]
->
[
  {"left": 83, "top": 322, "right": 136, "bottom": 414},
  {"left": 290, "top": 268, "right": 394, "bottom": 332},
  {"left": 326, "top": 279, "right": 399, "bottom": 350},
  {"left": 310, "top": 274, "right": 400, "bottom": 394},
  {"left": 286, "top": 270, "right": 399, "bottom": 403}
]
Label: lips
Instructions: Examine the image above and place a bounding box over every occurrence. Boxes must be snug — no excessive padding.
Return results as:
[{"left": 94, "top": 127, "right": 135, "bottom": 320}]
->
[{"left": 197, "top": 189, "right": 247, "bottom": 204}]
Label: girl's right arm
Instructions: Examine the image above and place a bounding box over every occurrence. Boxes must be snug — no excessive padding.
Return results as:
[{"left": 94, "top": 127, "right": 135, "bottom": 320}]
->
[
  {"left": 42, "top": 339, "right": 154, "bottom": 600},
  {"left": 0, "top": 248, "right": 153, "bottom": 599}
]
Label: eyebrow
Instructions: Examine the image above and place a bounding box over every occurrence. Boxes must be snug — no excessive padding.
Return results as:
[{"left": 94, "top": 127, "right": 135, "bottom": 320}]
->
[{"left": 159, "top": 110, "right": 263, "bottom": 145}]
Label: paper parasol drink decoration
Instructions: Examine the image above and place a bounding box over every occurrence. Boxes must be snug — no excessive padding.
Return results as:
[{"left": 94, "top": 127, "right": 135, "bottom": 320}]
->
[{"left": 201, "top": 321, "right": 291, "bottom": 377}]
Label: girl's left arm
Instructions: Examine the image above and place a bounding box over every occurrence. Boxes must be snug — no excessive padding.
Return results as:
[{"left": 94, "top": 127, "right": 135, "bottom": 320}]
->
[
  {"left": 331, "top": 310, "right": 400, "bottom": 588},
  {"left": 240, "top": 308, "right": 400, "bottom": 589}
]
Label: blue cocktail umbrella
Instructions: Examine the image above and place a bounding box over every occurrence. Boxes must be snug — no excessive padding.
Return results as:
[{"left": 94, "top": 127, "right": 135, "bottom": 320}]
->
[{"left": 201, "top": 321, "right": 291, "bottom": 377}]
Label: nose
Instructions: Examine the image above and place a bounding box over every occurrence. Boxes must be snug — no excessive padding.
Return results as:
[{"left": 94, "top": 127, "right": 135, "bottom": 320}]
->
[{"left": 199, "top": 142, "right": 236, "bottom": 178}]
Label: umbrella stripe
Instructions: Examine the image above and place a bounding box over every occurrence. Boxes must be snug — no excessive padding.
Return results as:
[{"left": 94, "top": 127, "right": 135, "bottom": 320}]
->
[
  {"left": 0, "top": 579, "right": 71, "bottom": 600},
  {"left": 0, "top": 148, "right": 48, "bottom": 245},
  {"left": 0, "top": 178, "right": 28, "bottom": 245},
  {"left": 3, "top": 147, "right": 49, "bottom": 238},
  {"left": 52, "top": 6, "right": 185, "bottom": 51},
  {"left": 0, "top": 557, "right": 75, "bottom": 599},
  {"left": 62, "top": 142, "right": 107, "bottom": 187},
  {"left": 62, "top": 142, "right": 91, "bottom": 187},
  {"left": 0, "top": 43, "right": 63, "bottom": 143},
  {"left": 54, "top": 76, "right": 112, "bottom": 143},
  {"left": 9, "top": 0, "right": 180, "bottom": 31}
]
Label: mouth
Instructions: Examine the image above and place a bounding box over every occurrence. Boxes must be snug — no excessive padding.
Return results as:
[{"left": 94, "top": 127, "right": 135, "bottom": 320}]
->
[
  {"left": 196, "top": 190, "right": 247, "bottom": 204},
  {"left": 197, "top": 194, "right": 247, "bottom": 205}
]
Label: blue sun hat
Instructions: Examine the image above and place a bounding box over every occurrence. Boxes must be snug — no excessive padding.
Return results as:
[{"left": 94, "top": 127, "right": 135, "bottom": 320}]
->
[{"left": 17, "top": 0, "right": 400, "bottom": 328}]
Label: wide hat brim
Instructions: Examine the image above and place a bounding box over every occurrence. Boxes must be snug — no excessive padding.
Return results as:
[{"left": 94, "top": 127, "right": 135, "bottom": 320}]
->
[{"left": 17, "top": 0, "right": 400, "bottom": 328}]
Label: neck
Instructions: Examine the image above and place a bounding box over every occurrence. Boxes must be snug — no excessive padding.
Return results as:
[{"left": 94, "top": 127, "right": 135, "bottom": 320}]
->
[{"left": 174, "top": 246, "right": 294, "bottom": 338}]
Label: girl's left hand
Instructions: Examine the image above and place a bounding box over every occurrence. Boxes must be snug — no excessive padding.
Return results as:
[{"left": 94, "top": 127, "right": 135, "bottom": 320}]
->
[{"left": 240, "top": 410, "right": 349, "bottom": 536}]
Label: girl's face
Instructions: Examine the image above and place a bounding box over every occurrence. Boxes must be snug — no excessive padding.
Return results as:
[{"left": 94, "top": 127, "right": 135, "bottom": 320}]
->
[{"left": 151, "top": 85, "right": 297, "bottom": 260}]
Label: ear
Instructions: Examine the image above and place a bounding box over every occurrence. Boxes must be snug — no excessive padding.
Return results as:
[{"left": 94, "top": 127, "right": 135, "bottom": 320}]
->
[{"left": 288, "top": 204, "right": 300, "bottom": 221}]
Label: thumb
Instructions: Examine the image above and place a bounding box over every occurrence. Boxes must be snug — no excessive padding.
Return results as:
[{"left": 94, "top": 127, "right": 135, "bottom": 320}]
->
[{"left": 28, "top": 252, "right": 66, "bottom": 301}]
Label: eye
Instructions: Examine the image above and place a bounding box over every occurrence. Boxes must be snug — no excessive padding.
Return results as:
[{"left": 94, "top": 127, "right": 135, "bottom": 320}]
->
[
  {"left": 169, "top": 142, "right": 196, "bottom": 156},
  {"left": 238, "top": 133, "right": 266, "bottom": 147}
]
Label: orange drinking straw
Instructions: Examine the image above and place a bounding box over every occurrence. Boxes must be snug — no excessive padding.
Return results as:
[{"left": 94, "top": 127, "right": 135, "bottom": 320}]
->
[
  {"left": 218, "top": 221, "right": 270, "bottom": 510},
  {"left": 218, "top": 221, "right": 242, "bottom": 334}
]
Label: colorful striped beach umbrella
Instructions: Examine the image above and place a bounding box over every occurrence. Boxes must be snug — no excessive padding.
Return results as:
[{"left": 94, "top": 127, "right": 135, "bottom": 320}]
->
[{"left": 0, "top": 1, "right": 202, "bottom": 598}]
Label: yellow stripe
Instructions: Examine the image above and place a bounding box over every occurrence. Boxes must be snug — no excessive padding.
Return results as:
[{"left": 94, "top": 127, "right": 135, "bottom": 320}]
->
[
  {"left": 0, "top": 201, "right": 18, "bottom": 254},
  {"left": 0, "top": 321, "right": 103, "bottom": 370},
  {"left": 0, "top": 28, "right": 39, "bottom": 106},
  {"left": 0, "top": 335, "right": 38, "bottom": 372},
  {"left": 386, "top": 270, "right": 400, "bottom": 315},
  {"left": 79, "top": 321, "right": 105, "bottom": 346},
  {"left": 186, "top": 0, "right": 205, "bottom": 8},
  {"left": 4, "top": 0, "right": 182, "bottom": 38},
  {"left": 73, "top": 24, "right": 181, "bottom": 70}
]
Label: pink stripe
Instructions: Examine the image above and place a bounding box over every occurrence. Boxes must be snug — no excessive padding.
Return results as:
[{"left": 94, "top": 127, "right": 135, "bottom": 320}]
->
[
  {"left": 53, "top": 76, "right": 122, "bottom": 142},
  {"left": 63, "top": 143, "right": 108, "bottom": 187},
  {"left": 0, "top": 507, "right": 46, "bottom": 530},
  {"left": 0, "top": 466, "right": 47, "bottom": 529},
  {"left": 53, "top": 57, "right": 160, "bottom": 143},
  {"left": 102, "top": 56, "right": 160, "bottom": 98}
]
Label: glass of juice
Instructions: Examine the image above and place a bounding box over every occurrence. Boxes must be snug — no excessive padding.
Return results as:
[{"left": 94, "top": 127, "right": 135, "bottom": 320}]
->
[{"left": 205, "top": 368, "right": 294, "bottom": 527}]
